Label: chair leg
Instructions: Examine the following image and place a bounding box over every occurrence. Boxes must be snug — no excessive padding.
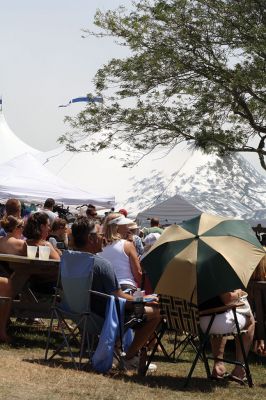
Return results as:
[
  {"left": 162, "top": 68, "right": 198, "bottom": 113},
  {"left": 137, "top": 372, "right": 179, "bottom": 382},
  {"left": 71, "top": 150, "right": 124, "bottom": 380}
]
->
[
  {"left": 152, "top": 322, "right": 172, "bottom": 361},
  {"left": 202, "top": 345, "right": 211, "bottom": 379},
  {"left": 184, "top": 314, "right": 215, "bottom": 388},
  {"left": 79, "top": 316, "right": 87, "bottom": 368},
  {"left": 44, "top": 308, "right": 56, "bottom": 361},
  {"left": 171, "top": 334, "right": 199, "bottom": 362},
  {"left": 79, "top": 315, "right": 95, "bottom": 369},
  {"left": 45, "top": 310, "right": 79, "bottom": 370},
  {"left": 142, "top": 322, "right": 167, "bottom": 376},
  {"left": 233, "top": 309, "right": 253, "bottom": 387}
]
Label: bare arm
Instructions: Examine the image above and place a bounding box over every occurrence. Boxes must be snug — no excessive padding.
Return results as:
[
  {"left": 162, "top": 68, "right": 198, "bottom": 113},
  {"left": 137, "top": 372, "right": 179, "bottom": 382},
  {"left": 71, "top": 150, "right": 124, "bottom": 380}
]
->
[
  {"left": 44, "top": 241, "right": 61, "bottom": 260},
  {"left": 220, "top": 289, "right": 245, "bottom": 305},
  {"left": 112, "top": 288, "right": 133, "bottom": 301},
  {"left": 124, "top": 241, "right": 142, "bottom": 287}
]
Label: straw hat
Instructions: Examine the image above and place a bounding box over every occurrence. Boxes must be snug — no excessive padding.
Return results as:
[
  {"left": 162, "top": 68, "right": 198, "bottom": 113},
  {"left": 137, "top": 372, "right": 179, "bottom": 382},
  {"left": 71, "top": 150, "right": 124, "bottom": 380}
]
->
[{"left": 128, "top": 222, "right": 139, "bottom": 230}]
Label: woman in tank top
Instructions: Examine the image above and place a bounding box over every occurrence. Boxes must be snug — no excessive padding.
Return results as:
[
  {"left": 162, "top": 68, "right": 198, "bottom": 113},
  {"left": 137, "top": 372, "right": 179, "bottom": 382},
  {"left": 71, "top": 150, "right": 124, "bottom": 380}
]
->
[{"left": 101, "top": 213, "right": 142, "bottom": 292}]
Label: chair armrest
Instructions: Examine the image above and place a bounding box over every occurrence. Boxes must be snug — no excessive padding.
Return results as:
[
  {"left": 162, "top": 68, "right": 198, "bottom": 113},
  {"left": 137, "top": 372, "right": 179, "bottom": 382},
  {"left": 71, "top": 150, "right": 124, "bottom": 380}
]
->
[
  {"left": 0, "top": 296, "right": 11, "bottom": 303},
  {"left": 199, "top": 302, "right": 245, "bottom": 316},
  {"left": 89, "top": 290, "right": 145, "bottom": 317},
  {"left": 89, "top": 289, "right": 112, "bottom": 300},
  {"left": 89, "top": 289, "right": 134, "bottom": 307}
]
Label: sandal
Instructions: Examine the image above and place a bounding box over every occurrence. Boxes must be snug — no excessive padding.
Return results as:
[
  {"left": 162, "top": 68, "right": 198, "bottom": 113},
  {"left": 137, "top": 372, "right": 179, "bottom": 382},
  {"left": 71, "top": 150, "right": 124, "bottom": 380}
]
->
[
  {"left": 228, "top": 374, "right": 247, "bottom": 385},
  {"left": 210, "top": 372, "right": 230, "bottom": 381}
]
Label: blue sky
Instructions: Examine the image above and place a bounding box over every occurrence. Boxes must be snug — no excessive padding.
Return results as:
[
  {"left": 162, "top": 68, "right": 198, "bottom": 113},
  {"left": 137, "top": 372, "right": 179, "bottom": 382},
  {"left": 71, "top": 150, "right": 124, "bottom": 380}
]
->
[{"left": 0, "top": 0, "right": 131, "bottom": 150}]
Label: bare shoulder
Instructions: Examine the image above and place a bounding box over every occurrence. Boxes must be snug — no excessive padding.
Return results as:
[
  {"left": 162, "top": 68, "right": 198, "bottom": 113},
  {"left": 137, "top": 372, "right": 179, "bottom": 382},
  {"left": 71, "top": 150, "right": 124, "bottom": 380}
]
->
[
  {"left": 9, "top": 237, "right": 25, "bottom": 246},
  {"left": 124, "top": 240, "right": 135, "bottom": 253}
]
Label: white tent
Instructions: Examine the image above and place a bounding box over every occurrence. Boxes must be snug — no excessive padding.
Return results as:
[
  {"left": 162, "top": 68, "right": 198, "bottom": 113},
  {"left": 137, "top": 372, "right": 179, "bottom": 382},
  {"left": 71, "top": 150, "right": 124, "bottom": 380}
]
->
[
  {"left": 136, "top": 194, "right": 202, "bottom": 227},
  {"left": 0, "top": 111, "right": 115, "bottom": 207},
  {"left": 241, "top": 209, "right": 266, "bottom": 227},
  {"left": 0, "top": 111, "right": 40, "bottom": 163},
  {"left": 2, "top": 109, "right": 266, "bottom": 219},
  {"left": 0, "top": 153, "right": 115, "bottom": 207},
  {"left": 43, "top": 142, "right": 266, "bottom": 219}
]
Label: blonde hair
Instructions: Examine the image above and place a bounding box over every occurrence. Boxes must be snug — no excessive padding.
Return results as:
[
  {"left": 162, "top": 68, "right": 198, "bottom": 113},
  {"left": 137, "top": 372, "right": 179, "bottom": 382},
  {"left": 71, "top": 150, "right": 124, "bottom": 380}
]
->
[
  {"left": 251, "top": 254, "right": 266, "bottom": 281},
  {"left": 102, "top": 212, "right": 122, "bottom": 244},
  {"left": 0, "top": 216, "right": 24, "bottom": 233}
]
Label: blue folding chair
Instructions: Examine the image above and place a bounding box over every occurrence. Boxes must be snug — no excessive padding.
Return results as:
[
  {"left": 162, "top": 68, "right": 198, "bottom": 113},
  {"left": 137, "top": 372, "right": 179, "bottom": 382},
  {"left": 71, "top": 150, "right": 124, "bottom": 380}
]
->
[
  {"left": 44, "top": 250, "right": 136, "bottom": 371},
  {"left": 44, "top": 250, "right": 105, "bottom": 369}
]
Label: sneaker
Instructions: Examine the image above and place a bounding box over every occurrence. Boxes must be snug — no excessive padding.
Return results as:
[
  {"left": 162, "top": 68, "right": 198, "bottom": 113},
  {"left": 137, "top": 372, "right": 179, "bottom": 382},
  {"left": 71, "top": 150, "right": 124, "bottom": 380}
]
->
[
  {"left": 123, "top": 355, "right": 140, "bottom": 370},
  {"left": 123, "top": 356, "right": 157, "bottom": 372},
  {"left": 146, "top": 362, "right": 157, "bottom": 372}
]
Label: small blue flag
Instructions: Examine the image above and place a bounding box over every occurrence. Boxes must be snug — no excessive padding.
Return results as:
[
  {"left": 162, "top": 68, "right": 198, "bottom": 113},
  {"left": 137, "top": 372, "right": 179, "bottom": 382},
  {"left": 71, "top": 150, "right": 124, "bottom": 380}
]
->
[
  {"left": 59, "top": 96, "right": 103, "bottom": 107},
  {"left": 0, "top": 98, "right": 2, "bottom": 105}
]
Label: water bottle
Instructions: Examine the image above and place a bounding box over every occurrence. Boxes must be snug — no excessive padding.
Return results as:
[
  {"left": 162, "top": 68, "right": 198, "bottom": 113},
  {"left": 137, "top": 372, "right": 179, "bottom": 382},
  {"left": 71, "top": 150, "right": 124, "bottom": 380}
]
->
[
  {"left": 133, "top": 288, "right": 144, "bottom": 317},
  {"left": 133, "top": 288, "right": 143, "bottom": 302}
]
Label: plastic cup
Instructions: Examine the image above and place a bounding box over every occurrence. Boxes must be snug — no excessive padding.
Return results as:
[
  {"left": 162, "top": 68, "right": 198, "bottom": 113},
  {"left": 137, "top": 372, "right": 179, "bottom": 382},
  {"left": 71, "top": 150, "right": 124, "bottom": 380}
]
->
[
  {"left": 27, "top": 245, "right": 38, "bottom": 259},
  {"left": 38, "top": 245, "right": 51, "bottom": 260}
]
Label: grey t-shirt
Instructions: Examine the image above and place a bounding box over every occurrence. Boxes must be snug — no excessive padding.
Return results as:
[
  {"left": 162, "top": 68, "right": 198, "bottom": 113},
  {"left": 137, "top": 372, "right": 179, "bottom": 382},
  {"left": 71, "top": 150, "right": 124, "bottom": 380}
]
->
[
  {"left": 92, "top": 254, "right": 120, "bottom": 294},
  {"left": 91, "top": 254, "right": 120, "bottom": 316}
]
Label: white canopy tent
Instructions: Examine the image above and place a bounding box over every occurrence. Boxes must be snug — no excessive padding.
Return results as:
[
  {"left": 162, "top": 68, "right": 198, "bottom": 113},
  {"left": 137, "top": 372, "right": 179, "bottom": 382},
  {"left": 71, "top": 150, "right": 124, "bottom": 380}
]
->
[
  {"left": 0, "top": 153, "right": 115, "bottom": 208},
  {"left": 0, "top": 111, "right": 40, "bottom": 163},
  {"left": 136, "top": 194, "right": 202, "bottom": 227},
  {"left": 0, "top": 111, "right": 115, "bottom": 207},
  {"left": 241, "top": 209, "right": 266, "bottom": 228},
  {"left": 1, "top": 109, "right": 266, "bottom": 219},
  {"left": 43, "top": 141, "right": 266, "bottom": 219}
]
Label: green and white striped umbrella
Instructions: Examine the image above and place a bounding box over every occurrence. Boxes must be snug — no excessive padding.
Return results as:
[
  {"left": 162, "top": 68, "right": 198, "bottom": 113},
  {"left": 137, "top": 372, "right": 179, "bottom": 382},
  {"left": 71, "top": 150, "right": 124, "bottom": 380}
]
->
[{"left": 141, "top": 213, "right": 265, "bottom": 305}]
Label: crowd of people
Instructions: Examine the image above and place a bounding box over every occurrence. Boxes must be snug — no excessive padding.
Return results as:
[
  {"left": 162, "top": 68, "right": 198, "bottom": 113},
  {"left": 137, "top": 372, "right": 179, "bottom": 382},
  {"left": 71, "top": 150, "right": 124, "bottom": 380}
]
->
[
  {"left": 0, "top": 197, "right": 265, "bottom": 380},
  {"left": 0, "top": 198, "right": 164, "bottom": 371}
]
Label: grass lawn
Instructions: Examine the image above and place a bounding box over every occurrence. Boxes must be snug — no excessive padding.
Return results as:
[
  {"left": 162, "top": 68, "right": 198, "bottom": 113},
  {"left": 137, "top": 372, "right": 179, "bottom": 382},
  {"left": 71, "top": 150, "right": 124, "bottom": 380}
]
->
[{"left": 0, "top": 321, "right": 266, "bottom": 400}]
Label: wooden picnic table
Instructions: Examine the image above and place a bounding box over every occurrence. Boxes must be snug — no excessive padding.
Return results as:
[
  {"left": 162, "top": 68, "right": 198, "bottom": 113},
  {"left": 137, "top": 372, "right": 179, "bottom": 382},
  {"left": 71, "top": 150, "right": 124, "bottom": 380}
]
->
[{"left": 0, "top": 253, "right": 59, "bottom": 319}]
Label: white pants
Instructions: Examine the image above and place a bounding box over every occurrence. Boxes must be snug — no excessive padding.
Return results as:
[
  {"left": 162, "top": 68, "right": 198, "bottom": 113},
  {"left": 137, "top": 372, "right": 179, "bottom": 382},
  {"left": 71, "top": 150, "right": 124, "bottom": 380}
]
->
[{"left": 200, "top": 310, "right": 247, "bottom": 334}]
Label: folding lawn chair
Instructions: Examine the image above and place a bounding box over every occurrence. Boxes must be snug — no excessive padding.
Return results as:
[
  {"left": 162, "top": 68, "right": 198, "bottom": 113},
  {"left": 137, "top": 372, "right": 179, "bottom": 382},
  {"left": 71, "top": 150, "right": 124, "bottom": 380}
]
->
[
  {"left": 44, "top": 250, "right": 106, "bottom": 369},
  {"left": 44, "top": 250, "right": 142, "bottom": 372},
  {"left": 144, "top": 295, "right": 200, "bottom": 368},
  {"left": 145, "top": 295, "right": 253, "bottom": 387}
]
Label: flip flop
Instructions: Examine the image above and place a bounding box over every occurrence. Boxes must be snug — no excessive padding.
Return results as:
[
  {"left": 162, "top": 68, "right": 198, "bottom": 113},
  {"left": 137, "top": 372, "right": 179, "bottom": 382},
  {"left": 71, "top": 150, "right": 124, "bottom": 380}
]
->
[
  {"left": 228, "top": 374, "right": 247, "bottom": 385},
  {"left": 210, "top": 372, "right": 230, "bottom": 381}
]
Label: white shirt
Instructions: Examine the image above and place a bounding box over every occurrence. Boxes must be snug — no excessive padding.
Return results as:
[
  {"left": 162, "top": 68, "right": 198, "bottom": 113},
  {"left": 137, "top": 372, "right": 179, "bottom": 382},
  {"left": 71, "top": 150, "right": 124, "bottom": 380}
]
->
[{"left": 101, "top": 239, "right": 136, "bottom": 287}]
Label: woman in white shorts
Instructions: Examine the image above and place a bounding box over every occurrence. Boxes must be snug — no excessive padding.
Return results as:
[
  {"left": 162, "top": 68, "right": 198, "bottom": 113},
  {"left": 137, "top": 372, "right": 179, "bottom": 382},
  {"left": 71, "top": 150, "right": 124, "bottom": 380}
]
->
[{"left": 199, "top": 289, "right": 255, "bottom": 383}]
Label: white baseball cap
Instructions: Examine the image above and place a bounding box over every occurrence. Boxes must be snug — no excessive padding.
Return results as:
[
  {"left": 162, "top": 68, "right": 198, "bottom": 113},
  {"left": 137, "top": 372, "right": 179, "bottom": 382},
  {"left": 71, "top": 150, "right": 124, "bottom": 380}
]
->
[{"left": 108, "top": 215, "right": 134, "bottom": 225}]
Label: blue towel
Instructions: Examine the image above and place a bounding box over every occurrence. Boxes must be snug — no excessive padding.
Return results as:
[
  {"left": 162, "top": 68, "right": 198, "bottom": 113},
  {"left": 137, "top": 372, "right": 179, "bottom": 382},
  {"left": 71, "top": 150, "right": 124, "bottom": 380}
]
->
[{"left": 92, "top": 297, "right": 133, "bottom": 373}]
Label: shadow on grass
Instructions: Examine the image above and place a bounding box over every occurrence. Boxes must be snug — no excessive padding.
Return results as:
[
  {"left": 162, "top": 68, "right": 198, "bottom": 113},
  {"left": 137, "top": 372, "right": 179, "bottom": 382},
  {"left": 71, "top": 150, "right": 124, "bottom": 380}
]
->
[
  {"left": 25, "top": 357, "right": 86, "bottom": 371},
  {"left": 6, "top": 323, "right": 70, "bottom": 349},
  {"left": 24, "top": 355, "right": 230, "bottom": 393},
  {"left": 137, "top": 353, "right": 192, "bottom": 364},
  {"left": 113, "top": 371, "right": 229, "bottom": 392},
  {"left": 7, "top": 322, "right": 266, "bottom": 392}
]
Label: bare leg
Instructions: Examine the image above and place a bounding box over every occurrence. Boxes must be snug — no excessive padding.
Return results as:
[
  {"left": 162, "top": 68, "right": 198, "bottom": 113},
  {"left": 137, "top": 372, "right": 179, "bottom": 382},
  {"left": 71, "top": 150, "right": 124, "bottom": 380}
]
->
[
  {"left": 210, "top": 336, "right": 228, "bottom": 377},
  {"left": 231, "top": 314, "right": 255, "bottom": 379},
  {"left": 254, "top": 339, "right": 265, "bottom": 355},
  {"left": 125, "top": 305, "right": 161, "bottom": 360},
  {"left": 0, "top": 277, "right": 12, "bottom": 342}
]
